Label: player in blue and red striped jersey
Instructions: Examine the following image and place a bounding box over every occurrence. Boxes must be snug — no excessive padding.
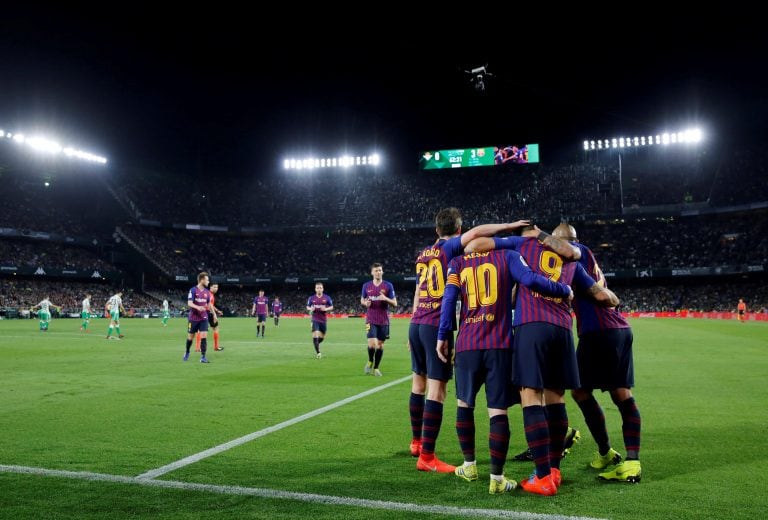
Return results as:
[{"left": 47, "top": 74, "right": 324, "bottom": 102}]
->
[
  {"left": 361, "top": 263, "right": 397, "bottom": 376},
  {"left": 251, "top": 290, "right": 269, "bottom": 338},
  {"left": 408, "top": 207, "right": 534, "bottom": 473},
  {"left": 466, "top": 229, "right": 618, "bottom": 495},
  {"left": 436, "top": 249, "right": 572, "bottom": 494},
  {"left": 553, "top": 223, "right": 642, "bottom": 483},
  {"left": 307, "top": 282, "right": 333, "bottom": 359},
  {"left": 272, "top": 297, "right": 283, "bottom": 327},
  {"left": 183, "top": 272, "right": 216, "bottom": 363}
]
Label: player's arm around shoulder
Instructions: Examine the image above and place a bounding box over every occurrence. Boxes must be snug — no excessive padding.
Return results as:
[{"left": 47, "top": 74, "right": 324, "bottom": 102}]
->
[{"left": 574, "top": 264, "right": 620, "bottom": 307}]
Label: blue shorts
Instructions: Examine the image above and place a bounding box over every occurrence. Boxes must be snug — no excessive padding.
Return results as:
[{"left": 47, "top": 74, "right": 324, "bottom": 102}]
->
[
  {"left": 257, "top": 314, "right": 267, "bottom": 323},
  {"left": 576, "top": 328, "right": 634, "bottom": 390},
  {"left": 188, "top": 319, "right": 209, "bottom": 334},
  {"left": 408, "top": 323, "right": 453, "bottom": 381},
  {"left": 311, "top": 320, "right": 327, "bottom": 334},
  {"left": 513, "top": 322, "right": 579, "bottom": 390},
  {"left": 454, "top": 349, "right": 517, "bottom": 409},
  {"left": 366, "top": 323, "right": 390, "bottom": 341}
]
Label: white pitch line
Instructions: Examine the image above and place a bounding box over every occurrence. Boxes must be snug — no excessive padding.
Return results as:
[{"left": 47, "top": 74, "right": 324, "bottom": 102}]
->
[
  {"left": 136, "top": 375, "right": 412, "bottom": 479},
  {"left": 0, "top": 464, "right": 607, "bottom": 520}
]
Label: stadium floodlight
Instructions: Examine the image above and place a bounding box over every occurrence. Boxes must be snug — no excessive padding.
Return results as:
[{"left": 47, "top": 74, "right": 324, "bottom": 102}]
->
[
  {"left": 582, "top": 127, "right": 704, "bottom": 151},
  {"left": 27, "top": 137, "right": 63, "bottom": 154},
  {"left": 1, "top": 125, "right": 108, "bottom": 164},
  {"left": 282, "top": 151, "right": 382, "bottom": 170}
]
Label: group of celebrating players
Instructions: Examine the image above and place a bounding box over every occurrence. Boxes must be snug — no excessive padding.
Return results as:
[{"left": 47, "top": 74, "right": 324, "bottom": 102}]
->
[
  {"left": 176, "top": 207, "right": 642, "bottom": 495},
  {"left": 405, "top": 208, "right": 642, "bottom": 496}
]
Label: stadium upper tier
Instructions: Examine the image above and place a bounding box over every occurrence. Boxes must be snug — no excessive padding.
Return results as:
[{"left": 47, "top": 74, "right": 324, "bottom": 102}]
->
[
  {"left": 117, "top": 210, "right": 767, "bottom": 277},
  {"left": 111, "top": 148, "right": 768, "bottom": 229}
]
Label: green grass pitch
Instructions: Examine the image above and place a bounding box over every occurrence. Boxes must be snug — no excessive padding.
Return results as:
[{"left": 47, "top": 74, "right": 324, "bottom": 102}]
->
[{"left": 1, "top": 316, "right": 766, "bottom": 519}]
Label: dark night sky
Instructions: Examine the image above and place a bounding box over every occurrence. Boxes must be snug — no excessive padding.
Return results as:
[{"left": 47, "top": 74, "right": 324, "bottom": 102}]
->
[{"left": 1, "top": 8, "right": 766, "bottom": 178}]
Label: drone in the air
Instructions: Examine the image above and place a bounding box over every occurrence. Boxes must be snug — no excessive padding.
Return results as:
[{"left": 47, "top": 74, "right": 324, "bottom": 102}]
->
[{"left": 465, "top": 64, "right": 493, "bottom": 92}]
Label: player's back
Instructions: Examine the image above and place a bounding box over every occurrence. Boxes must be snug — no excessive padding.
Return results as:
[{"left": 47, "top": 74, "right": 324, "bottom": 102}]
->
[
  {"left": 412, "top": 236, "right": 463, "bottom": 326},
  {"left": 514, "top": 237, "right": 576, "bottom": 329},
  {"left": 448, "top": 250, "right": 514, "bottom": 352},
  {"left": 572, "top": 242, "right": 628, "bottom": 335}
]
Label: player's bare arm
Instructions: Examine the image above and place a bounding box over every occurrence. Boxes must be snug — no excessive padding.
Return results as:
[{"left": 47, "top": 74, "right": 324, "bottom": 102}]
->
[
  {"left": 463, "top": 237, "right": 495, "bottom": 253},
  {"left": 586, "top": 284, "right": 620, "bottom": 307},
  {"left": 522, "top": 225, "right": 581, "bottom": 260},
  {"left": 459, "top": 220, "right": 530, "bottom": 247}
]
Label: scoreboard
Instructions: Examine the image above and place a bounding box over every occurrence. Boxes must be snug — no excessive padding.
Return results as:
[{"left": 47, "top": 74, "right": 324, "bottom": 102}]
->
[{"left": 420, "top": 144, "right": 539, "bottom": 170}]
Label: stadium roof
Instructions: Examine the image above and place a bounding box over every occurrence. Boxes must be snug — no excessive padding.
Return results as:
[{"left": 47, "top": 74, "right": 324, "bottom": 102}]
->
[{"left": 1, "top": 8, "right": 765, "bottom": 177}]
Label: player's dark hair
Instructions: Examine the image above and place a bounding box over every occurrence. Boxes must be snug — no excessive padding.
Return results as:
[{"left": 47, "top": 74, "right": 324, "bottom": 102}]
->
[
  {"left": 197, "top": 271, "right": 209, "bottom": 282},
  {"left": 435, "top": 207, "right": 462, "bottom": 236},
  {"left": 370, "top": 262, "right": 383, "bottom": 270},
  {"left": 518, "top": 224, "right": 536, "bottom": 236}
]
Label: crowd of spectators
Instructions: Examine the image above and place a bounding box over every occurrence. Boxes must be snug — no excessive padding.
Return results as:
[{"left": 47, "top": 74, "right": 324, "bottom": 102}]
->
[
  {"left": 0, "top": 239, "right": 114, "bottom": 271},
  {"left": 0, "top": 169, "right": 118, "bottom": 236},
  {"left": 112, "top": 147, "right": 768, "bottom": 231},
  {"left": 118, "top": 210, "right": 768, "bottom": 277}
]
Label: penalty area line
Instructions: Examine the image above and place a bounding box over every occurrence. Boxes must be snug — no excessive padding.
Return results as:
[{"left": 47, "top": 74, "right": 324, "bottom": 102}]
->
[
  {"left": 136, "top": 375, "right": 412, "bottom": 479},
  {"left": 0, "top": 464, "right": 607, "bottom": 520}
]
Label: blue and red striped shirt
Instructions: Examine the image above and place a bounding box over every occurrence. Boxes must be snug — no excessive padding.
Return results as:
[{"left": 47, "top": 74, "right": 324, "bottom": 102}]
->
[
  {"left": 307, "top": 294, "right": 333, "bottom": 323},
  {"left": 187, "top": 286, "right": 211, "bottom": 322},
  {"left": 411, "top": 236, "right": 464, "bottom": 327},
  {"left": 438, "top": 250, "right": 571, "bottom": 353},
  {"left": 362, "top": 280, "right": 396, "bottom": 325},
  {"left": 494, "top": 237, "right": 595, "bottom": 329},
  {"left": 253, "top": 296, "right": 269, "bottom": 315},
  {"left": 572, "top": 242, "right": 629, "bottom": 335}
]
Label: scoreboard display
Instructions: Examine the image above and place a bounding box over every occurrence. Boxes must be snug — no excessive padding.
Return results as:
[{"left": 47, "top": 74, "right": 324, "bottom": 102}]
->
[{"left": 420, "top": 144, "right": 539, "bottom": 170}]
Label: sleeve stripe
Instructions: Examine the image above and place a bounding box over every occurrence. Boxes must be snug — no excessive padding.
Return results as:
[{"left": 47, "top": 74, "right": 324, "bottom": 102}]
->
[{"left": 446, "top": 273, "right": 460, "bottom": 287}]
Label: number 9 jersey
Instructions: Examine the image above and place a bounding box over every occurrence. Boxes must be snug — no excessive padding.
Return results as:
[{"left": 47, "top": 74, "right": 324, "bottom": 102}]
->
[{"left": 438, "top": 250, "right": 572, "bottom": 353}]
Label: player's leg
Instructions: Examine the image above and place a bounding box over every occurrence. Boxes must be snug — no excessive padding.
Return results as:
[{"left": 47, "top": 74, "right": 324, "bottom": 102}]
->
[
  {"left": 486, "top": 349, "right": 516, "bottom": 494},
  {"left": 599, "top": 331, "right": 641, "bottom": 483},
  {"left": 514, "top": 325, "right": 557, "bottom": 496},
  {"left": 598, "top": 387, "right": 641, "bottom": 482},
  {"left": 198, "top": 320, "right": 210, "bottom": 362},
  {"left": 408, "top": 324, "right": 427, "bottom": 456},
  {"left": 365, "top": 324, "right": 376, "bottom": 373},
  {"left": 40, "top": 311, "right": 49, "bottom": 331},
  {"left": 417, "top": 325, "right": 453, "bottom": 464},
  {"left": 372, "top": 325, "right": 388, "bottom": 375},
  {"left": 213, "top": 324, "right": 222, "bottom": 350},
  {"left": 183, "top": 321, "right": 194, "bottom": 361},
  {"left": 106, "top": 317, "right": 115, "bottom": 338}
]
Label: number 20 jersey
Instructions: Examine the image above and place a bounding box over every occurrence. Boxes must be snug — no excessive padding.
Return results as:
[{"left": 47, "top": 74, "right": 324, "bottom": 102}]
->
[{"left": 410, "top": 236, "right": 464, "bottom": 327}]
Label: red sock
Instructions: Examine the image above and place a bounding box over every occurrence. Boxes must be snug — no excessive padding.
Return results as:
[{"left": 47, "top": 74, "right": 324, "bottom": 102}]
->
[{"left": 214, "top": 330, "right": 219, "bottom": 348}]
